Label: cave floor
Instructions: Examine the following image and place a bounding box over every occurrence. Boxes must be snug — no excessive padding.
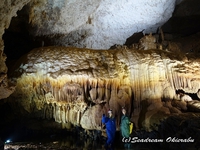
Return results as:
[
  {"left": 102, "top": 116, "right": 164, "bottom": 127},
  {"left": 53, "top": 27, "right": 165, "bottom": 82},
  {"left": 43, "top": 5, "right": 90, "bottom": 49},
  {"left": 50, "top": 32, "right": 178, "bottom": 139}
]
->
[
  {"left": 3, "top": 131, "right": 198, "bottom": 150},
  {"left": 2, "top": 130, "right": 166, "bottom": 150}
]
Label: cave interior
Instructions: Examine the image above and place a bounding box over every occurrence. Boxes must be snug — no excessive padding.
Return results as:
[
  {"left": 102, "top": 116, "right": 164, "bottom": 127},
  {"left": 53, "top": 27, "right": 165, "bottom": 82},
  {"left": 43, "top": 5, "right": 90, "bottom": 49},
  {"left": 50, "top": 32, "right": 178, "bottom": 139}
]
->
[{"left": 1, "top": 0, "right": 200, "bottom": 149}]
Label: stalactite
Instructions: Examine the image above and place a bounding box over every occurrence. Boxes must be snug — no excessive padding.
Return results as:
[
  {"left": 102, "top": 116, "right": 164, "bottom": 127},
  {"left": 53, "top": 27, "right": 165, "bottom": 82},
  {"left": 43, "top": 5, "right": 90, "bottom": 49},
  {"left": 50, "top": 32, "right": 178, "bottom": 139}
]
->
[
  {"left": 49, "top": 103, "right": 53, "bottom": 119},
  {"left": 97, "top": 87, "right": 104, "bottom": 102},
  {"left": 65, "top": 105, "right": 70, "bottom": 122},
  {"left": 89, "top": 88, "right": 96, "bottom": 101},
  {"left": 53, "top": 103, "right": 56, "bottom": 121},
  {"left": 61, "top": 105, "right": 66, "bottom": 123},
  {"left": 77, "top": 110, "right": 80, "bottom": 125},
  {"left": 43, "top": 103, "right": 47, "bottom": 119},
  {"left": 54, "top": 105, "right": 59, "bottom": 122}
]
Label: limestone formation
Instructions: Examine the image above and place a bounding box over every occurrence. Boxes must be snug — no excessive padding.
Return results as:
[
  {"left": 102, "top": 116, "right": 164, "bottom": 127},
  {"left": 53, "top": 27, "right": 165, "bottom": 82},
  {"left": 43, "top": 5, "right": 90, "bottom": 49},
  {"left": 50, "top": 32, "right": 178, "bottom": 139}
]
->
[
  {"left": 1, "top": 0, "right": 200, "bottom": 133},
  {"left": 6, "top": 46, "right": 200, "bottom": 131},
  {"left": 0, "top": 0, "right": 182, "bottom": 100},
  {"left": 138, "top": 33, "right": 157, "bottom": 50}
]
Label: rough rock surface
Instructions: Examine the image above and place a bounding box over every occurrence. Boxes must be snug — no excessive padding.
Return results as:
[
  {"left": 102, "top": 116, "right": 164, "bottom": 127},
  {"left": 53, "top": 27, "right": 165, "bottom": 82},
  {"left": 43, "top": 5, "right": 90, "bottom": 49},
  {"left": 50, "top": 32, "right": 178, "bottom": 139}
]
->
[
  {"left": 7, "top": 46, "right": 200, "bottom": 131},
  {"left": 27, "top": 0, "right": 177, "bottom": 49},
  {"left": 2, "top": 0, "right": 200, "bottom": 135},
  {"left": 0, "top": 0, "right": 197, "bottom": 100},
  {"left": 0, "top": 0, "right": 30, "bottom": 99}
]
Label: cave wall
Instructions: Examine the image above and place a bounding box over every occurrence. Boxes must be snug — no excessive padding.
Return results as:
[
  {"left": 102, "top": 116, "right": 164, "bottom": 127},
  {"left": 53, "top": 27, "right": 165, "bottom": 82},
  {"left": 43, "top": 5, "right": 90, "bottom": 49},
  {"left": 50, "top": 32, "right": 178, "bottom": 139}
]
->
[
  {"left": 0, "top": 0, "right": 30, "bottom": 99},
  {"left": 0, "top": 0, "right": 188, "bottom": 99},
  {"left": 8, "top": 46, "right": 200, "bottom": 131},
  {"left": 2, "top": 0, "right": 200, "bottom": 132},
  {"left": 0, "top": 0, "right": 188, "bottom": 100}
]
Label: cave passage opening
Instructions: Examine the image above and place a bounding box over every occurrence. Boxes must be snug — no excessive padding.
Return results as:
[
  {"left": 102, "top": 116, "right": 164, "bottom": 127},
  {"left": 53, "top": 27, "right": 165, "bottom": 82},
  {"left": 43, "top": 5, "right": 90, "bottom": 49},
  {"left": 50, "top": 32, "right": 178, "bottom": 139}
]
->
[{"left": 2, "top": 5, "right": 55, "bottom": 70}]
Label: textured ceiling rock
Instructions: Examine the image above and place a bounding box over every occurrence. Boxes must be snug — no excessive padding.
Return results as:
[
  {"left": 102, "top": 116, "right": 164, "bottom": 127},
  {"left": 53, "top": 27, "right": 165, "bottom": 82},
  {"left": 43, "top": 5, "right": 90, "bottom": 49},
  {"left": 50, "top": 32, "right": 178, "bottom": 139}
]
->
[
  {"left": 0, "top": 0, "right": 30, "bottom": 40},
  {"left": 8, "top": 46, "right": 200, "bottom": 131},
  {"left": 27, "top": 0, "right": 178, "bottom": 49}
]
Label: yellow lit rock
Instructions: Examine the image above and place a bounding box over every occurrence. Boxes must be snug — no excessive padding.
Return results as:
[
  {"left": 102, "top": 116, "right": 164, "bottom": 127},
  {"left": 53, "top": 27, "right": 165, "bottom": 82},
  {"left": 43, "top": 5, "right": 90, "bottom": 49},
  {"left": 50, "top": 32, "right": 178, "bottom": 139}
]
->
[{"left": 8, "top": 46, "right": 200, "bottom": 130}]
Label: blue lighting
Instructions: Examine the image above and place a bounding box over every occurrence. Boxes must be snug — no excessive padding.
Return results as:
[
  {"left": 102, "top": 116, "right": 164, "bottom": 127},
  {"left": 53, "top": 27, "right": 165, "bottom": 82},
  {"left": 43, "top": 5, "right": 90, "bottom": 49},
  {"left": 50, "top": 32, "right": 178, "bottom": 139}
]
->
[{"left": 5, "top": 139, "right": 11, "bottom": 144}]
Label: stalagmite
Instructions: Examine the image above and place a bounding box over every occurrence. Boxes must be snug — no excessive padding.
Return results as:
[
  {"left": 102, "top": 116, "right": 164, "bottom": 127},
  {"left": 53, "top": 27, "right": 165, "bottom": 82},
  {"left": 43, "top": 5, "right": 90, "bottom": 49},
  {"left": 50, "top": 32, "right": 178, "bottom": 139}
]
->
[{"left": 8, "top": 46, "right": 200, "bottom": 131}]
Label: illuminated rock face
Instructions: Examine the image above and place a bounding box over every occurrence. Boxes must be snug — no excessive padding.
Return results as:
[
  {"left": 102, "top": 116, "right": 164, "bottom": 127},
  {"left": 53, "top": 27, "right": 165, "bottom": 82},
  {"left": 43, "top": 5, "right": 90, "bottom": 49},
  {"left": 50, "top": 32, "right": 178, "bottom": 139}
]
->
[
  {"left": 9, "top": 46, "right": 200, "bottom": 131},
  {"left": 0, "top": 0, "right": 181, "bottom": 100},
  {"left": 4, "top": 0, "right": 198, "bottom": 102}
]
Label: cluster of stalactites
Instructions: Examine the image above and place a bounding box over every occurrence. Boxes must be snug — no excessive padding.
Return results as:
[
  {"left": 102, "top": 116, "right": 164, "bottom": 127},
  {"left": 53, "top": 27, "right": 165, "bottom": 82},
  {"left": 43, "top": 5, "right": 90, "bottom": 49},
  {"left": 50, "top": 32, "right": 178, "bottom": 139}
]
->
[
  {"left": 14, "top": 74, "right": 131, "bottom": 126},
  {"left": 11, "top": 47, "right": 200, "bottom": 130}
]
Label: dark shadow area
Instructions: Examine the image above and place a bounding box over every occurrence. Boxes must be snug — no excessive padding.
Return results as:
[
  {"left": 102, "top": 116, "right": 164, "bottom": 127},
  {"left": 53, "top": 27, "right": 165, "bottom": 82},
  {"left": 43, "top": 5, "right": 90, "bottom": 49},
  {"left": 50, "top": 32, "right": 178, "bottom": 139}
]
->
[
  {"left": 2, "top": 5, "right": 55, "bottom": 70},
  {"left": 138, "top": 100, "right": 149, "bottom": 129},
  {"left": 176, "top": 89, "right": 200, "bottom": 101},
  {"left": 1, "top": 99, "right": 200, "bottom": 150}
]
